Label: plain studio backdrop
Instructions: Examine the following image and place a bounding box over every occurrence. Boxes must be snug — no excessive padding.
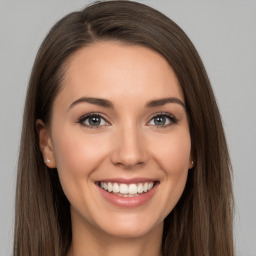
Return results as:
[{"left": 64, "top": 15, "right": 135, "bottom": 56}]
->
[{"left": 0, "top": 0, "right": 255, "bottom": 255}]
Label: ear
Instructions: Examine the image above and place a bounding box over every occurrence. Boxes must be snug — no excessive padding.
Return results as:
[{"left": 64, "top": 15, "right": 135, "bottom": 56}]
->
[
  {"left": 36, "top": 119, "right": 56, "bottom": 168},
  {"left": 188, "top": 154, "right": 194, "bottom": 170}
]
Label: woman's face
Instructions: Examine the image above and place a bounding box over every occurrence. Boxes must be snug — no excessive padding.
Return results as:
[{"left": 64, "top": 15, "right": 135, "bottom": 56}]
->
[{"left": 40, "top": 41, "right": 192, "bottom": 239}]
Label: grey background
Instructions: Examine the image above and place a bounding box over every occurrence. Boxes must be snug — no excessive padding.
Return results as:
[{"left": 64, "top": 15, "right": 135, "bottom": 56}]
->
[{"left": 0, "top": 0, "right": 255, "bottom": 255}]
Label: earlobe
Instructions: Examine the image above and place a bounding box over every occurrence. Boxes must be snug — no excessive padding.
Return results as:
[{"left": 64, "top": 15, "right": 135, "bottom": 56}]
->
[
  {"left": 188, "top": 155, "right": 195, "bottom": 170},
  {"left": 36, "top": 119, "right": 56, "bottom": 168}
]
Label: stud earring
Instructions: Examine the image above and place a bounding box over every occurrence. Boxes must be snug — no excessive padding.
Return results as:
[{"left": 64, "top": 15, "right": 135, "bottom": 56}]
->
[
  {"left": 191, "top": 160, "right": 194, "bottom": 165},
  {"left": 45, "top": 158, "right": 51, "bottom": 164}
]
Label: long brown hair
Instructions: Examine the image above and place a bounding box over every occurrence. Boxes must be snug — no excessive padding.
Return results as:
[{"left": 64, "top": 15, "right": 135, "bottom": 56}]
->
[{"left": 14, "top": 1, "right": 234, "bottom": 255}]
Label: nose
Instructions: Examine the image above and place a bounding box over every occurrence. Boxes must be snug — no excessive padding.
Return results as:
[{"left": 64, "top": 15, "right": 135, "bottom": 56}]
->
[{"left": 110, "top": 124, "right": 148, "bottom": 169}]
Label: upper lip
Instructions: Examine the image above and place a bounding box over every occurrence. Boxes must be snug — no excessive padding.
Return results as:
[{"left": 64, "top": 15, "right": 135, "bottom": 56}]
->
[{"left": 96, "top": 177, "right": 158, "bottom": 184}]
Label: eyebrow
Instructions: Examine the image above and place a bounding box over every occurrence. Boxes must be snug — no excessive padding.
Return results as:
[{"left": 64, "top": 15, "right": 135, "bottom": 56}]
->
[
  {"left": 68, "top": 96, "right": 185, "bottom": 110},
  {"left": 146, "top": 97, "right": 186, "bottom": 109},
  {"left": 68, "top": 97, "right": 114, "bottom": 110}
]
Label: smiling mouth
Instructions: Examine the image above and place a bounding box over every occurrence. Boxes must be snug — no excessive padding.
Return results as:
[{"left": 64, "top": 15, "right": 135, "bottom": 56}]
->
[{"left": 96, "top": 181, "right": 158, "bottom": 197}]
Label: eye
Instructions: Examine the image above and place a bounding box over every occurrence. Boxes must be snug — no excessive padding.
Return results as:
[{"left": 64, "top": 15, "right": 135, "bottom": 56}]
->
[
  {"left": 78, "top": 113, "right": 109, "bottom": 128},
  {"left": 148, "top": 113, "right": 178, "bottom": 127}
]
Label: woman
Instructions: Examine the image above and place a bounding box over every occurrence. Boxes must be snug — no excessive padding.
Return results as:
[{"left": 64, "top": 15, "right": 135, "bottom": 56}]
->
[{"left": 14, "top": 1, "right": 234, "bottom": 255}]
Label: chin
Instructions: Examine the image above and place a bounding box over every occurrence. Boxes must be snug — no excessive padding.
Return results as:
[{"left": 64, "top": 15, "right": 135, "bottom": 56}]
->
[{"left": 92, "top": 212, "right": 164, "bottom": 239}]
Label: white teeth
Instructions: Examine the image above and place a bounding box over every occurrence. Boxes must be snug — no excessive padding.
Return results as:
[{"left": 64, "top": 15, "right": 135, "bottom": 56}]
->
[
  {"left": 120, "top": 184, "right": 129, "bottom": 194},
  {"left": 128, "top": 184, "right": 137, "bottom": 194},
  {"left": 108, "top": 182, "right": 112, "bottom": 192},
  {"left": 112, "top": 183, "right": 119, "bottom": 193},
  {"left": 143, "top": 183, "right": 148, "bottom": 192},
  {"left": 137, "top": 183, "right": 144, "bottom": 193},
  {"left": 99, "top": 181, "right": 155, "bottom": 195}
]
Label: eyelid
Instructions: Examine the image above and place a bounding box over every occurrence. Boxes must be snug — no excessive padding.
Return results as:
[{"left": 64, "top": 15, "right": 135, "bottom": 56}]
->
[
  {"left": 147, "top": 112, "right": 178, "bottom": 127},
  {"left": 77, "top": 112, "right": 110, "bottom": 128}
]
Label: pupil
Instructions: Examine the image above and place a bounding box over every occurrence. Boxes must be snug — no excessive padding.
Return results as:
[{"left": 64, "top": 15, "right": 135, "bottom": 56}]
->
[
  {"left": 155, "top": 116, "right": 165, "bottom": 125},
  {"left": 89, "top": 116, "right": 101, "bottom": 126}
]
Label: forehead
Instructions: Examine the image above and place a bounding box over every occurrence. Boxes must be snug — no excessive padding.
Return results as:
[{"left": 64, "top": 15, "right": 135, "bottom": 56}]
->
[{"left": 56, "top": 41, "right": 184, "bottom": 108}]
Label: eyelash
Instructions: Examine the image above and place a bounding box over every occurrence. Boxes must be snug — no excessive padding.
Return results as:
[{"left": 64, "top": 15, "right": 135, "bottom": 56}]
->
[
  {"left": 77, "top": 112, "right": 109, "bottom": 129},
  {"left": 77, "top": 112, "right": 178, "bottom": 129},
  {"left": 147, "top": 112, "right": 178, "bottom": 128}
]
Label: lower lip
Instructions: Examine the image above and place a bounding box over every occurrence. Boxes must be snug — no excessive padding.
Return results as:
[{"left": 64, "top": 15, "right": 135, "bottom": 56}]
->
[{"left": 98, "top": 184, "right": 158, "bottom": 208}]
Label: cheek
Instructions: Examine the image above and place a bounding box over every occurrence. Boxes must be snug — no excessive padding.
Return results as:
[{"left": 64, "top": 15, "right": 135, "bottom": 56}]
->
[
  {"left": 54, "top": 137, "right": 91, "bottom": 177},
  {"left": 151, "top": 130, "right": 191, "bottom": 215},
  {"left": 152, "top": 130, "right": 191, "bottom": 173},
  {"left": 51, "top": 128, "right": 109, "bottom": 202},
  {"left": 53, "top": 127, "right": 108, "bottom": 173}
]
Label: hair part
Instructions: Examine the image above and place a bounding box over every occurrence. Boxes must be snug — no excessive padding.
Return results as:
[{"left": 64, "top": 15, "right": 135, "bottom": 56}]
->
[{"left": 14, "top": 1, "right": 234, "bottom": 255}]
